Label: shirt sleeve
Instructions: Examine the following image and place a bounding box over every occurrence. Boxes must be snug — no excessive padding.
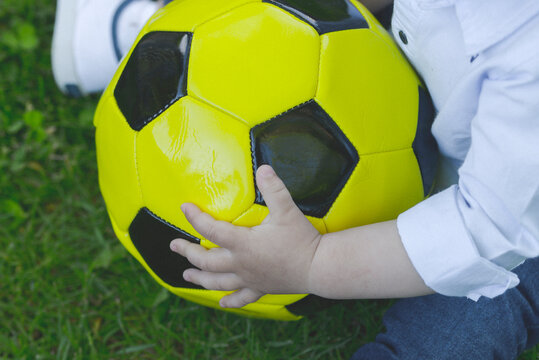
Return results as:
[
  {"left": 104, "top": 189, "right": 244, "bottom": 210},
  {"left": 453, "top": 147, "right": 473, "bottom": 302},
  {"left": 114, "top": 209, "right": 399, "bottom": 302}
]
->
[{"left": 397, "top": 56, "right": 539, "bottom": 300}]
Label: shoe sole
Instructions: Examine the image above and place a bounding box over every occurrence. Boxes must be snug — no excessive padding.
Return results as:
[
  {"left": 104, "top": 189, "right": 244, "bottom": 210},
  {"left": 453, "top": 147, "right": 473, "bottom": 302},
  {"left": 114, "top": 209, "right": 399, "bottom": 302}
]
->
[{"left": 51, "top": 0, "right": 84, "bottom": 97}]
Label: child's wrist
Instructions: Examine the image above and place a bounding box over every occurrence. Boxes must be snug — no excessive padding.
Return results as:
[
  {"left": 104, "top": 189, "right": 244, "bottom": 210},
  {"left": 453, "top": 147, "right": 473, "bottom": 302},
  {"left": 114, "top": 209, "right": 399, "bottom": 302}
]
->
[{"left": 305, "top": 233, "right": 327, "bottom": 296}]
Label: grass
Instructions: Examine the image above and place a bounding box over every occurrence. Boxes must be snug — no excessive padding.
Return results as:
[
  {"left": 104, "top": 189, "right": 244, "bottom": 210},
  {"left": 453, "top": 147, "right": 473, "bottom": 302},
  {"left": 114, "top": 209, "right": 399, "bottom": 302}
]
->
[{"left": 0, "top": 0, "right": 537, "bottom": 359}]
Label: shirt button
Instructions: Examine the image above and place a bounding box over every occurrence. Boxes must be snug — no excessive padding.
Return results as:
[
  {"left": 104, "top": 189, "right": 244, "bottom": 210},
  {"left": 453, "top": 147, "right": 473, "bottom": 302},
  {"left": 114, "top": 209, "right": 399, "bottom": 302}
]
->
[{"left": 398, "top": 30, "right": 408, "bottom": 44}]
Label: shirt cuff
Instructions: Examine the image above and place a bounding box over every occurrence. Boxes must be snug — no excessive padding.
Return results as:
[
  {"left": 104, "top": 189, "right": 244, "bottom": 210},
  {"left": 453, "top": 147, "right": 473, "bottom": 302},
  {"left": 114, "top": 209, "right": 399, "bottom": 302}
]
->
[{"left": 397, "top": 186, "right": 520, "bottom": 300}]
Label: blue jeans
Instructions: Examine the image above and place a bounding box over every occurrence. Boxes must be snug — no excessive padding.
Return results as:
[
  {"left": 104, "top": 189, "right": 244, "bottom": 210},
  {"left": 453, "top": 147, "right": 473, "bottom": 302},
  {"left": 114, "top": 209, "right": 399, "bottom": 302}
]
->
[{"left": 351, "top": 257, "right": 538, "bottom": 359}]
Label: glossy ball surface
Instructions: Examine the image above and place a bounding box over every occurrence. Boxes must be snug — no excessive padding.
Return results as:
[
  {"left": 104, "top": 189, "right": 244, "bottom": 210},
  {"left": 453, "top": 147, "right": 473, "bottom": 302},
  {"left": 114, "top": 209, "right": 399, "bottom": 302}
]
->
[{"left": 94, "top": 0, "right": 436, "bottom": 320}]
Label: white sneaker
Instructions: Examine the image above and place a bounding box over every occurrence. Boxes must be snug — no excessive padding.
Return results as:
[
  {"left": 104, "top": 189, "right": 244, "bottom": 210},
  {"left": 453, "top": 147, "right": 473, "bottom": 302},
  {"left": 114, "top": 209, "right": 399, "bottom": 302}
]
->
[{"left": 51, "top": 0, "right": 159, "bottom": 96}]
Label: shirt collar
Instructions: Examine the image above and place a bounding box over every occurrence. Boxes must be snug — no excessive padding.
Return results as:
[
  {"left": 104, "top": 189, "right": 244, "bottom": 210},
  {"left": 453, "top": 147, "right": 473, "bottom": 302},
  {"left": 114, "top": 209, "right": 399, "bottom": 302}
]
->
[{"left": 417, "top": 0, "right": 539, "bottom": 55}]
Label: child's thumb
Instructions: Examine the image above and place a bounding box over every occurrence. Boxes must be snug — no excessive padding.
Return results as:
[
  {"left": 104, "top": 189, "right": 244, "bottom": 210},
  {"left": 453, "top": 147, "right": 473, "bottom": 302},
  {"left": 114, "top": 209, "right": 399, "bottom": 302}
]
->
[{"left": 255, "top": 165, "right": 301, "bottom": 220}]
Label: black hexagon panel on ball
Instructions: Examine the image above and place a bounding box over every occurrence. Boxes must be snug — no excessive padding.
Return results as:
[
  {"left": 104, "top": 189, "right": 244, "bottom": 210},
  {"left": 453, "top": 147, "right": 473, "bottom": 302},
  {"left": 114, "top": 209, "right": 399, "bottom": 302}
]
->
[
  {"left": 250, "top": 100, "right": 359, "bottom": 218},
  {"left": 114, "top": 31, "right": 192, "bottom": 131}
]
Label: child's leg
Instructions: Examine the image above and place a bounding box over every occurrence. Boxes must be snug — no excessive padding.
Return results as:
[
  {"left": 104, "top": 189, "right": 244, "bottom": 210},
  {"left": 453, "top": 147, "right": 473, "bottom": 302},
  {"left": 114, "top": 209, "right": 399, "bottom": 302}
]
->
[{"left": 351, "top": 257, "right": 538, "bottom": 360}]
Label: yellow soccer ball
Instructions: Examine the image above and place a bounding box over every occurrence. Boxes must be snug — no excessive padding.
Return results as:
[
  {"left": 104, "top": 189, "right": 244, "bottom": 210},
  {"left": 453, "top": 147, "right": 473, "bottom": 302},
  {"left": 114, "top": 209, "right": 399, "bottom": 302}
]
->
[{"left": 94, "top": 0, "right": 436, "bottom": 320}]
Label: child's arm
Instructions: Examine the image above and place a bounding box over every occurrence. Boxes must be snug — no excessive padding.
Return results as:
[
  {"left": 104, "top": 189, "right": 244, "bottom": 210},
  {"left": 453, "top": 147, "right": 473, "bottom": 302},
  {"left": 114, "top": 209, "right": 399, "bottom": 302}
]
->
[{"left": 170, "top": 165, "right": 433, "bottom": 308}]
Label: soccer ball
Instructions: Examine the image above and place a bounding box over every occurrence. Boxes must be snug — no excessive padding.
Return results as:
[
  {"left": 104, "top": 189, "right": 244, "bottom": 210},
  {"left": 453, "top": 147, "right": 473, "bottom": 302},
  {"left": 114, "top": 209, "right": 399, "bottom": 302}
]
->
[{"left": 94, "top": 0, "right": 436, "bottom": 320}]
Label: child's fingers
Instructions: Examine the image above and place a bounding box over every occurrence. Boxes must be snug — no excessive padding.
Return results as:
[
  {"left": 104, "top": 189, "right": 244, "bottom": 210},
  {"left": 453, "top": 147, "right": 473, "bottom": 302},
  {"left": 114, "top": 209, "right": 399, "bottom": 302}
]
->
[
  {"left": 255, "top": 165, "right": 301, "bottom": 222},
  {"left": 183, "top": 269, "right": 243, "bottom": 291},
  {"left": 170, "top": 238, "right": 233, "bottom": 273},
  {"left": 219, "top": 288, "right": 263, "bottom": 308},
  {"left": 181, "top": 203, "right": 247, "bottom": 249}
]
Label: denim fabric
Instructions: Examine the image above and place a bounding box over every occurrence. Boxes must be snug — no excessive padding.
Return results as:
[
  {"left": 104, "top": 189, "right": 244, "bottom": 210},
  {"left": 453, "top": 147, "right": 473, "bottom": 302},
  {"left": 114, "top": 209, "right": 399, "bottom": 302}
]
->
[{"left": 351, "top": 257, "right": 538, "bottom": 360}]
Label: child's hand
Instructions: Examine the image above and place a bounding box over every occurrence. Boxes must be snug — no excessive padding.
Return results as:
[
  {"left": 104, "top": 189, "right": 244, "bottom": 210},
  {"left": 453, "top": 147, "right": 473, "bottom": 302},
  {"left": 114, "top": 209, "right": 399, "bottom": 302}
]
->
[{"left": 170, "top": 165, "right": 322, "bottom": 308}]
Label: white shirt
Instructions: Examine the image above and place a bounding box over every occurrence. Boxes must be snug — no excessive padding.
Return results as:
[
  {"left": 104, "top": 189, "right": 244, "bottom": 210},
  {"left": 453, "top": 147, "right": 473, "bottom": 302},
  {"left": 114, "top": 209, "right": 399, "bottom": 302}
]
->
[{"left": 393, "top": 0, "right": 539, "bottom": 300}]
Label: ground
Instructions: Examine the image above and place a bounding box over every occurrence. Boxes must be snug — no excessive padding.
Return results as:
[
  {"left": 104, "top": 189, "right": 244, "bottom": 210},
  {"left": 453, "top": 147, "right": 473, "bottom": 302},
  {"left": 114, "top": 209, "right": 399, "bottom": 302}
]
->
[{"left": 0, "top": 0, "right": 537, "bottom": 359}]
